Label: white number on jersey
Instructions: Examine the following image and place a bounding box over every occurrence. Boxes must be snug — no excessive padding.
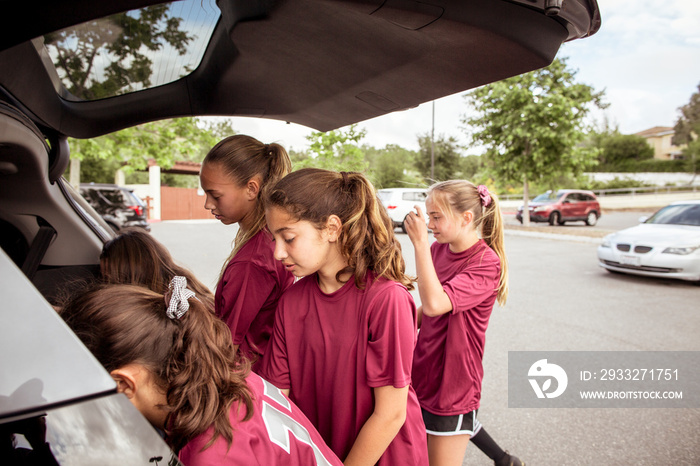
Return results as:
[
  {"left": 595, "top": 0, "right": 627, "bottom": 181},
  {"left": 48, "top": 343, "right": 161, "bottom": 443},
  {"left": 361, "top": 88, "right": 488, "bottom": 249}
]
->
[{"left": 261, "top": 378, "right": 336, "bottom": 466}]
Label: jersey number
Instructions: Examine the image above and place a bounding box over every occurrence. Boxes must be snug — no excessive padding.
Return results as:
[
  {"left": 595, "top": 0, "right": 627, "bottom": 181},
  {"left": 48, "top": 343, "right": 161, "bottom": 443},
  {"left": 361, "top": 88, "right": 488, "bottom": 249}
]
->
[{"left": 261, "top": 379, "right": 336, "bottom": 466}]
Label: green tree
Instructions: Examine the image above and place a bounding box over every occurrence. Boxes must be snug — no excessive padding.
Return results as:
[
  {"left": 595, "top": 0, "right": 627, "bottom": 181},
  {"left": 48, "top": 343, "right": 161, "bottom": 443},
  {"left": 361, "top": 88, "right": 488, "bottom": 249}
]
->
[
  {"left": 672, "top": 83, "right": 700, "bottom": 178},
  {"left": 295, "top": 124, "right": 368, "bottom": 172},
  {"left": 364, "top": 144, "right": 420, "bottom": 189},
  {"left": 69, "top": 117, "right": 229, "bottom": 186},
  {"left": 415, "top": 134, "right": 462, "bottom": 183},
  {"left": 44, "top": 4, "right": 192, "bottom": 100},
  {"left": 462, "top": 57, "right": 606, "bottom": 226},
  {"left": 598, "top": 133, "right": 653, "bottom": 168}
]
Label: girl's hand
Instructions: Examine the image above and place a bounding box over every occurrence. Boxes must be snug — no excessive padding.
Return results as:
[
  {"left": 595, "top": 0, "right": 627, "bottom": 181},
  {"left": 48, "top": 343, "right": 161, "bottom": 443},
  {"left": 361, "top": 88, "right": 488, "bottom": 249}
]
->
[{"left": 404, "top": 205, "right": 428, "bottom": 246}]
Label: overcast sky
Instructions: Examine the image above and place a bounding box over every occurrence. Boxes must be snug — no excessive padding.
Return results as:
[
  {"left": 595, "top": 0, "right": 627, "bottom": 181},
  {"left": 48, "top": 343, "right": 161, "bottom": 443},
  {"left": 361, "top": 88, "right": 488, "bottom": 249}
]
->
[{"left": 220, "top": 0, "right": 700, "bottom": 154}]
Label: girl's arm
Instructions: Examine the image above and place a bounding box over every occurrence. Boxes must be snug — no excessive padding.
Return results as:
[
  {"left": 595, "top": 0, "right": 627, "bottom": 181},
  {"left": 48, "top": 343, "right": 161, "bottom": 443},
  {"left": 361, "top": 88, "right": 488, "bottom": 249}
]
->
[
  {"left": 342, "top": 385, "right": 408, "bottom": 466},
  {"left": 404, "top": 207, "right": 453, "bottom": 317}
]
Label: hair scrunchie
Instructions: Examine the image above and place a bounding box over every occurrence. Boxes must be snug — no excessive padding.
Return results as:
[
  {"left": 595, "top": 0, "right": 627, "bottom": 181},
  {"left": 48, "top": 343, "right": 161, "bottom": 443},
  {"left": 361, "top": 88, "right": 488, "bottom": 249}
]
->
[
  {"left": 477, "top": 185, "right": 492, "bottom": 208},
  {"left": 165, "top": 276, "right": 195, "bottom": 320}
]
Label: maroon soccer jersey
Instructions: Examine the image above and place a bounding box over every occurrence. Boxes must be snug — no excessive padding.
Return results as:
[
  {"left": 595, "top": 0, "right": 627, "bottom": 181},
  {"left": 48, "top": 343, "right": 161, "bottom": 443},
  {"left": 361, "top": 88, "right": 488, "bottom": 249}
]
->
[
  {"left": 179, "top": 372, "right": 342, "bottom": 465},
  {"left": 260, "top": 273, "right": 428, "bottom": 465},
  {"left": 215, "top": 229, "right": 295, "bottom": 372},
  {"left": 412, "top": 239, "right": 501, "bottom": 415}
]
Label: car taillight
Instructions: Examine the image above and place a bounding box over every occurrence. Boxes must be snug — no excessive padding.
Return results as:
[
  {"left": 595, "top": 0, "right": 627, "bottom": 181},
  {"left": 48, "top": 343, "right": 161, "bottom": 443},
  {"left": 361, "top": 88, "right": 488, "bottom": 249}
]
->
[
  {"left": 386, "top": 205, "right": 398, "bottom": 210},
  {"left": 129, "top": 205, "right": 144, "bottom": 216}
]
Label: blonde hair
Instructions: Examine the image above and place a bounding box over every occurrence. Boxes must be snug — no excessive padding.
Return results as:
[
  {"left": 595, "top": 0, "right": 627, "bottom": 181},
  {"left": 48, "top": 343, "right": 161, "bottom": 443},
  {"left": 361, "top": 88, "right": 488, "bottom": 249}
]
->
[
  {"left": 428, "top": 180, "right": 508, "bottom": 306},
  {"left": 202, "top": 135, "right": 291, "bottom": 276},
  {"left": 264, "top": 168, "right": 413, "bottom": 290}
]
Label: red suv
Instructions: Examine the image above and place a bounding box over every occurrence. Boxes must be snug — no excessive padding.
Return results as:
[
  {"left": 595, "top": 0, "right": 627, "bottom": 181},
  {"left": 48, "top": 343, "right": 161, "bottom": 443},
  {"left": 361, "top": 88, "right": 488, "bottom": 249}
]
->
[{"left": 516, "top": 189, "right": 601, "bottom": 226}]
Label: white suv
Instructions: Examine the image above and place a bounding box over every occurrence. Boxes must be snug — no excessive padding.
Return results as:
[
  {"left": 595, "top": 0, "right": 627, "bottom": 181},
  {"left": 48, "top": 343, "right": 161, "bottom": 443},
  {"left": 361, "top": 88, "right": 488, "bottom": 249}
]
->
[{"left": 378, "top": 188, "right": 428, "bottom": 233}]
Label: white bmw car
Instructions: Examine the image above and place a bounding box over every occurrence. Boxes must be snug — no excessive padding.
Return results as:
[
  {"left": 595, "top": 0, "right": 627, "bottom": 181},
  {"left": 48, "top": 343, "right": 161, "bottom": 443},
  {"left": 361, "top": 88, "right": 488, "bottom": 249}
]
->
[{"left": 597, "top": 201, "right": 700, "bottom": 283}]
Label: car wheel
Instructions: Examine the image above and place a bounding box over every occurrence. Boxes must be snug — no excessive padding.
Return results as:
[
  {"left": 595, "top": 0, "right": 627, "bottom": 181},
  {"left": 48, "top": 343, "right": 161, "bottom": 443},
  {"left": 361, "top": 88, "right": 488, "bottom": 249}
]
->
[
  {"left": 401, "top": 215, "right": 409, "bottom": 234},
  {"left": 585, "top": 211, "right": 598, "bottom": 226},
  {"left": 548, "top": 211, "right": 560, "bottom": 226}
]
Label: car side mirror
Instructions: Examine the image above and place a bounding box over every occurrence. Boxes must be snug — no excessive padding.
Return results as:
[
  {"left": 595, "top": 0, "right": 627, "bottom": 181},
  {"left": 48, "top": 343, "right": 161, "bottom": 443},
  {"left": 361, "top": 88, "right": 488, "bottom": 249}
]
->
[{"left": 638, "top": 216, "right": 648, "bottom": 223}]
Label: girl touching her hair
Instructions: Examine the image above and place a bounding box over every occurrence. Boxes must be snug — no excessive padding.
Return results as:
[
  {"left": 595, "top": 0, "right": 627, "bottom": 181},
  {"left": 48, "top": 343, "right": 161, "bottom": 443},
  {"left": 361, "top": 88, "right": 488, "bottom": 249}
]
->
[
  {"left": 200, "top": 135, "right": 295, "bottom": 371},
  {"left": 404, "top": 181, "right": 521, "bottom": 466},
  {"left": 59, "top": 278, "right": 341, "bottom": 465},
  {"left": 260, "top": 168, "right": 428, "bottom": 466}
]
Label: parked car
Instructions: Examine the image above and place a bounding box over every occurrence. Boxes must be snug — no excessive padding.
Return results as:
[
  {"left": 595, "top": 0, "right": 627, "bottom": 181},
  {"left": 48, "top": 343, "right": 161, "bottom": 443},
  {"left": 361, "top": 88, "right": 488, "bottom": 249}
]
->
[
  {"left": 597, "top": 201, "right": 700, "bottom": 284},
  {"left": 516, "top": 189, "right": 601, "bottom": 226},
  {"left": 378, "top": 188, "right": 428, "bottom": 233},
  {"left": 0, "top": 0, "right": 600, "bottom": 462},
  {"left": 80, "top": 183, "right": 150, "bottom": 232}
]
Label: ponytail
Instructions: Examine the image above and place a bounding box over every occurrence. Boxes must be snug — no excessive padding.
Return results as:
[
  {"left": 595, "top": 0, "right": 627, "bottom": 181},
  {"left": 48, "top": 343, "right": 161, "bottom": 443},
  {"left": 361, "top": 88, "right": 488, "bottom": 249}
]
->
[
  {"left": 479, "top": 191, "right": 508, "bottom": 306},
  {"left": 428, "top": 181, "right": 509, "bottom": 306},
  {"left": 264, "top": 168, "right": 413, "bottom": 290},
  {"left": 202, "top": 135, "right": 292, "bottom": 277},
  {"left": 59, "top": 281, "right": 253, "bottom": 452}
]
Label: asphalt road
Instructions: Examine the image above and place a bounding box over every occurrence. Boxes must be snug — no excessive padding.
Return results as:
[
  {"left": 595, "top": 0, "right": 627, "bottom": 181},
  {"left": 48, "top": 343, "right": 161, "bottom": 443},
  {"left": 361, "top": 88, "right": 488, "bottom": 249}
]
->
[{"left": 150, "top": 214, "right": 700, "bottom": 466}]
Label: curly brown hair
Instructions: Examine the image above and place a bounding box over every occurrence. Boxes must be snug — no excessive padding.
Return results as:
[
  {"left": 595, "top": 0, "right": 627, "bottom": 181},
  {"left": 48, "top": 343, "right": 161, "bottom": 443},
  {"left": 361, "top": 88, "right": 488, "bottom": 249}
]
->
[
  {"left": 264, "top": 168, "right": 413, "bottom": 290},
  {"left": 59, "top": 283, "right": 253, "bottom": 452}
]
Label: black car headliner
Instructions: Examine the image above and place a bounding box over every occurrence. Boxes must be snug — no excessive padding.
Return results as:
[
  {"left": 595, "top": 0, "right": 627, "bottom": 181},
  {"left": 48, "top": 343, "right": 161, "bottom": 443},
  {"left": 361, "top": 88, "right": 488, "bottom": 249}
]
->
[{"left": 0, "top": 0, "right": 600, "bottom": 139}]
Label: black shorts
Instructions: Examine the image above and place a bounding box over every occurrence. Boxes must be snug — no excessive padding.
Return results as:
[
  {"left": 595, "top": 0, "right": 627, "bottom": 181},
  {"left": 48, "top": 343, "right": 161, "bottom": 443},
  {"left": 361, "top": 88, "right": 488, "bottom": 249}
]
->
[{"left": 422, "top": 408, "right": 478, "bottom": 436}]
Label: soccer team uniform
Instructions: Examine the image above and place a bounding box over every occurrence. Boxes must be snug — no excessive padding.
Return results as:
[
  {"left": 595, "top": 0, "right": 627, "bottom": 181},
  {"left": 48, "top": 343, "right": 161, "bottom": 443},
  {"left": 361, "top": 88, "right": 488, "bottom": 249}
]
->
[
  {"left": 215, "top": 229, "right": 295, "bottom": 372},
  {"left": 412, "top": 239, "right": 501, "bottom": 420},
  {"left": 260, "top": 272, "right": 429, "bottom": 465},
  {"left": 179, "top": 372, "right": 342, "bottom": 465}
]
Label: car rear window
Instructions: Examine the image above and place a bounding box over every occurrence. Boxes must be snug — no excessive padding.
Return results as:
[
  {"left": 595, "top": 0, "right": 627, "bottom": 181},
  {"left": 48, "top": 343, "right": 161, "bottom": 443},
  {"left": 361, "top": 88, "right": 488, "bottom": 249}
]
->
[{"left": 34, "top": 0, "right": 220, "bottom": 101}]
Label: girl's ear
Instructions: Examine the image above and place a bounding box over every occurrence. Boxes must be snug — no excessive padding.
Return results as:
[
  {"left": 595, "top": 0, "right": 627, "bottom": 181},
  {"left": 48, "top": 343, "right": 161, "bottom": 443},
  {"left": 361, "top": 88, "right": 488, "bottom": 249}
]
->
[
  {"left": 325, "top": 215, "right": 343, "bottom": 242},
  {"left": 246, "top": 177, "right": 261, "bottom": 200},
  {"left": 462, "top": 210, "right": 474, "bottom": 227},
  {"left": 110, "top": 368, "right": 138, "bottom": 399}
]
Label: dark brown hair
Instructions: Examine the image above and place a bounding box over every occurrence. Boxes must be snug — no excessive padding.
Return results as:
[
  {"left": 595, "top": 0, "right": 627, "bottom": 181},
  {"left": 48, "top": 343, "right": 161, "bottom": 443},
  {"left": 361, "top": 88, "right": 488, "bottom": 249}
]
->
[
  {"left": 202, "top": 134, "right": 291, "bottom": 260},
  {"left": 59, "top": 283, "right": 253, "bottom": 452},
  {"left": 100, "top": 228, "right": 215, "bottom": 312},
  {"left": 428, "top": 180, "right": 509, "bottom": 306},
  {"left": 264, "top": 168, "right": 413, "bottom": 290}
]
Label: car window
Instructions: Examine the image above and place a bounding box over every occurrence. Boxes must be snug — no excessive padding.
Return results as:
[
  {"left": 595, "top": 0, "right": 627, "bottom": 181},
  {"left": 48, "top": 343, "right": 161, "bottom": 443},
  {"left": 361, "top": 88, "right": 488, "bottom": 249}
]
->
[
  {"left": 645, "top": 204, "right": 700, "bottom": 226},
  {"left": 37, "top": 0, "right": 220, "bottom": 102},
  {"left": 98, "top": 189, "right": 128, "bottom": 206},
  {"left": 402, "top": 192, "right": 426, "bottom": 202}
]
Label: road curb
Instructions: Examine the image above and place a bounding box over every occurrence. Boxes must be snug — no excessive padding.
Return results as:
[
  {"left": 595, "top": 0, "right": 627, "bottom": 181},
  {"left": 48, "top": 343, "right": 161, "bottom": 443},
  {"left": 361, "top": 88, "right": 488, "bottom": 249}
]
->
[{"left": 504, "top": 227, "right": 604, "bottom": 244}]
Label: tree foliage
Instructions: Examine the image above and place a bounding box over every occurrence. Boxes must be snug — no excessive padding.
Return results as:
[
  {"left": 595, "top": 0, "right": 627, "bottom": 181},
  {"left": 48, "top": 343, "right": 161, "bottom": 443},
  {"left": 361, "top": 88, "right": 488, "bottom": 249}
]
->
[
  {"left": 462, "top": 58, "right": 606, "bottom": 188},
  {"left": 415, "top": 133, "right": 462, "bottom": 183},
  {"left": 672, "top": 83, "right": 700, "bottom": 175},
  {"left": 598, "top": 133, "right": 653, "bottom": 167},
  {"left": 462, "top": 57, "right": 606, "bottom": 225},
  {"left": 44, "top": 4, "right": 192, "bottom": 100},
  {"left": 364, "top": 144, "right": 420, "bottom": 189},
  {"left": 69, "top": 117, "right": 232, "bottom": 185},
  {"left": 294, "top": 124, "right": 369, "bottom": 172}
]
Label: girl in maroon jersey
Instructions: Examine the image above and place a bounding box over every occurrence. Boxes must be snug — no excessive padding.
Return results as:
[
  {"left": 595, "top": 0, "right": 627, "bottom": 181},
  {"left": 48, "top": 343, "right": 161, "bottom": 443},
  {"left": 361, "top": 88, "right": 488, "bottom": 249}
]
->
[
  {"left": 260, "top": 168, "right": 429, "bottom": 466},
  {"left": 404, "top": 180, "right": 522, "bottom": 466},
  {"left": 59, "top": 278, "right": 342, "bottom": 466},
  {"left": 200, "top": 135, "right": 295, "bottom": 371}
]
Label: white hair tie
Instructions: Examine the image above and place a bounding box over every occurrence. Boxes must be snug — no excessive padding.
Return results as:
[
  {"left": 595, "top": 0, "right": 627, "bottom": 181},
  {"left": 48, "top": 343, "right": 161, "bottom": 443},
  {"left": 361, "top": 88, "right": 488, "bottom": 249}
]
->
[{"left": 166, "top": 276, "right": 195, "bottom": 320}]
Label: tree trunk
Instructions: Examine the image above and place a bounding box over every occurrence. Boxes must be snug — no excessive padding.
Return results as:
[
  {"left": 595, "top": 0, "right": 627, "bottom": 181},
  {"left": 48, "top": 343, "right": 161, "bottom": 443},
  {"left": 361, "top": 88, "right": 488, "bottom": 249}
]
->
[{"left": 523, "top": 177, "right": 530, "bottom": 227}]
